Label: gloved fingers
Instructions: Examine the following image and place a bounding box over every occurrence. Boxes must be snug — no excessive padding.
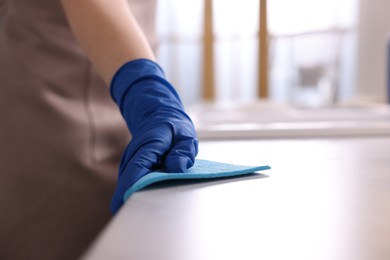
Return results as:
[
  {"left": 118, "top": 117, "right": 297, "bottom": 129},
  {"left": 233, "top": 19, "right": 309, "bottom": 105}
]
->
[
  {"left": 111, "top": 126, "right": 173, "bottom": 214},
  {"left": 118, "top": 125, "right": 172, "bottom": 173},
  {"left": 165, "top": 135, "right": 198, "bottom": 173}
]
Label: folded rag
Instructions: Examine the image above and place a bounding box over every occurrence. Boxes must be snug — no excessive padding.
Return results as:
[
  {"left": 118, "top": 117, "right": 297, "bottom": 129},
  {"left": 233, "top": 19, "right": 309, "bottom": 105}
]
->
[{"left": 123, "top": 159, "right": 271, "bottom": 201}]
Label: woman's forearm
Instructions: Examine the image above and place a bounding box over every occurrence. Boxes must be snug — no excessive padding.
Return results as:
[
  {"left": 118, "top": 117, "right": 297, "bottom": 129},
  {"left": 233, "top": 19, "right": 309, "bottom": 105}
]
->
[{"left": 61, "top": 0, "right": 156, "bottom": 84}]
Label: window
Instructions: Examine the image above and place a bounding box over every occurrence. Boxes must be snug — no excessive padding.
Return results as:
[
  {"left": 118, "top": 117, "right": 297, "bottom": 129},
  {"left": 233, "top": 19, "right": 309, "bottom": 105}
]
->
[{"left": 156, "top": 0, "right": 362, "bottom": 107}]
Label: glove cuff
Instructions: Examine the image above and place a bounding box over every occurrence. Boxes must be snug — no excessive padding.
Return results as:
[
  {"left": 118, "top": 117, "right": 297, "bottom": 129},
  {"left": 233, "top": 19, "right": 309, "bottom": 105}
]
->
[{"left": 110, "top": 59, "right": 167, "bottom": 106}]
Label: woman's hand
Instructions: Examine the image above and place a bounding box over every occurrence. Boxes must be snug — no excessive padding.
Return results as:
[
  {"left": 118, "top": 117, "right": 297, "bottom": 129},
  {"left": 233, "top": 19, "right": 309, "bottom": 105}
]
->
[{"left": 110, "top": 59, "right": 198, "bottom": 214}]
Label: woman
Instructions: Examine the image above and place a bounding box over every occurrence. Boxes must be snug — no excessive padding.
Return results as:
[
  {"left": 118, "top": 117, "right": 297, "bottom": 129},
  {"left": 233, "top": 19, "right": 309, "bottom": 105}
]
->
[{"left": 0, "top": 0, "right": 198, "bottom": 259}]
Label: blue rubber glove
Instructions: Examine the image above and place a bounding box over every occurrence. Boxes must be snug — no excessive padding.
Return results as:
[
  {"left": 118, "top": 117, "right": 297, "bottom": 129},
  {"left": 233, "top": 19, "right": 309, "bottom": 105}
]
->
[{"left": 110, "top": 59, "right": 198, "bottom": 214}]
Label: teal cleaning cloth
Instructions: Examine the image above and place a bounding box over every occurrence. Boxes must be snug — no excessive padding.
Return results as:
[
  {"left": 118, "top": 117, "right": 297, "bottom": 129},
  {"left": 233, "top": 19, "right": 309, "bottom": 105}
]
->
[{"left": 123, "top": 159, "right": 271, "bottom": 201}]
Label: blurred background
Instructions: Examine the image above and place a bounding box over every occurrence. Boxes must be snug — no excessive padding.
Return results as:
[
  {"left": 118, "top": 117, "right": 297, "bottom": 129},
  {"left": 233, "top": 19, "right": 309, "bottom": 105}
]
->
[
  {"left": 1, "top": 0, "right": 389, "bottom": 139},
  {"left": 155, "top": 0, "right": 390, "bottom": 139},
  {"left": 156, "top": 0, "right": 389, "bottom": 105}
]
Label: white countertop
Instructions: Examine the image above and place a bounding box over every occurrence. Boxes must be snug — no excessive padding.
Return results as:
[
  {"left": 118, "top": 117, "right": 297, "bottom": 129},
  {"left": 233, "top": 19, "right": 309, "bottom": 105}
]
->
[{"left": 82, "top": 137, "right": 390, "bottom": 260}]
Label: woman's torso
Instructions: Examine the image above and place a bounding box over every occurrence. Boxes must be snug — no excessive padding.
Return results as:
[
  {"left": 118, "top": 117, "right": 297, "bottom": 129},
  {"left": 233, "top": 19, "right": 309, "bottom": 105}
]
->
[{"left": 0, "top": 0, "right": 157, "bottom": 259}]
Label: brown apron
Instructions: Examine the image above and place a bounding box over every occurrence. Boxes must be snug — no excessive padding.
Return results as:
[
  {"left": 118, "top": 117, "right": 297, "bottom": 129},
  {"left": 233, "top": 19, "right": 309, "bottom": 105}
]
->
[{"left": 0, "top": 0, "right": 156, "bottom": 259}]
